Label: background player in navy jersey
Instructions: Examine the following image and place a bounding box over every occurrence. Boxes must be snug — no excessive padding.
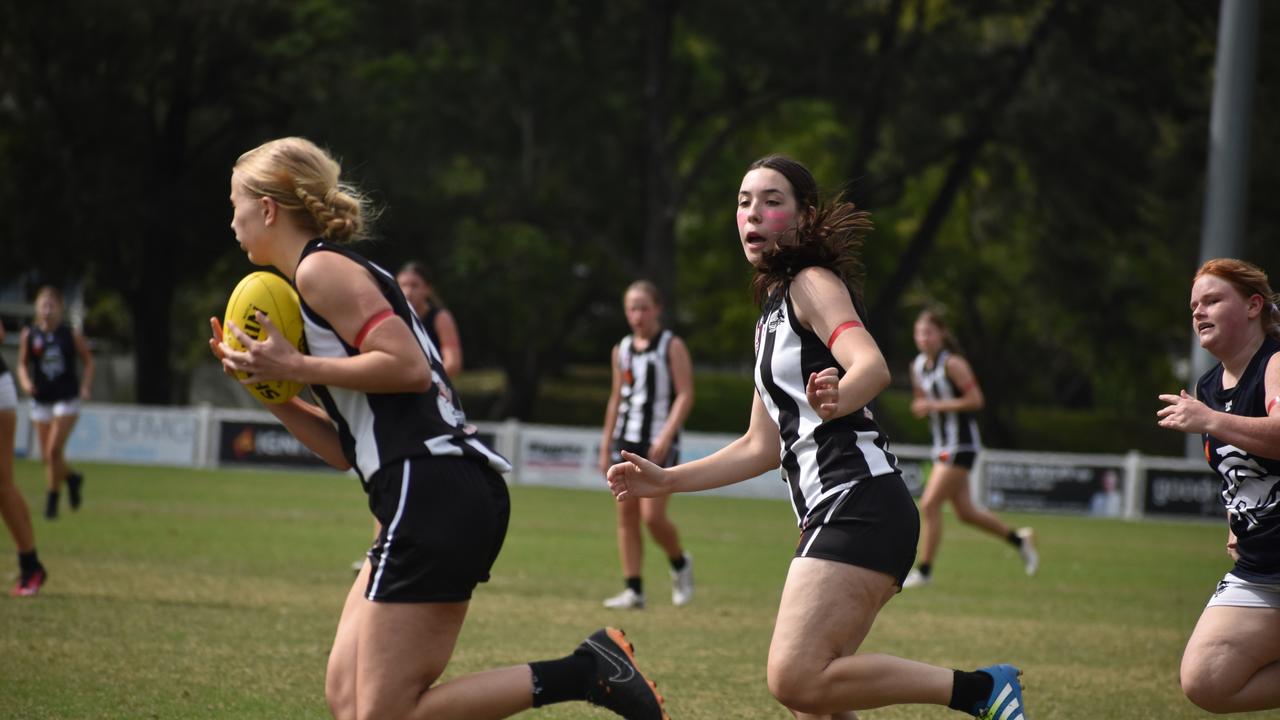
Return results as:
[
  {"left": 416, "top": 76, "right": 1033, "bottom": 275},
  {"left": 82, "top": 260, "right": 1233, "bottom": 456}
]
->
[
  {"left": 598, "top": 280, "right": 694, "bottom": 609},
  {"left": 902, "top": 309, "right": 1036, "bottom": 588},
  {"left": 397, "top": 261, "right": 463, "bottom": 377},
  {"left": 16, "top": 286, "right": 93, "bottom": 520},
  {"left": 210, "top": 137, "right": 668, "bottom": 720},
  {"left": 608, "top": 155, "right": 1026, "bottom": 720},
  {"left": 1158, "top": 258, "right": 1280, "bottom": 714},
  {"left": 0, "top": 318, "right": 47, "bottom": 596}
]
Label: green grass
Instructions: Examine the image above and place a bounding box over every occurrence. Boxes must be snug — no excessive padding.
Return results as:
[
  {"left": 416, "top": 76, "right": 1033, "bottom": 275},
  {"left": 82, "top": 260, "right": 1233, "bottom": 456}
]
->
[{"left": 0, "top": 460, "right": 1265, "bottom": 718}]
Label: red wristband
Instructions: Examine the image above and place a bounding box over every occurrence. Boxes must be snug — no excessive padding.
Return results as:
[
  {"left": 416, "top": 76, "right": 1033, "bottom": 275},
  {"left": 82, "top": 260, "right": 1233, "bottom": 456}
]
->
[
  {"left": 354, "top": 309, "right": 395, "bottom": 349},
  {"left": 827, "top": 320, "right": 864, "bottom": 349}
]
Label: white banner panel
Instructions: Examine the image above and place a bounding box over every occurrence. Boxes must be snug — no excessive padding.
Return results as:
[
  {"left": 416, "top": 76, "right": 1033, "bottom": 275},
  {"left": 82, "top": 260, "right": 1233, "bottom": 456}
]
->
[{"left": 63, "top": 403, "right": 199, "bottom": 465}]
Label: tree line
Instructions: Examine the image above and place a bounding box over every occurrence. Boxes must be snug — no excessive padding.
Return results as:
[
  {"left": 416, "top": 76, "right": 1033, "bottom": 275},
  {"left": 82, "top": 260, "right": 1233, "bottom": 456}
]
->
[{"left": 2, "top": 0, "right": 1277, "bottom": 447}]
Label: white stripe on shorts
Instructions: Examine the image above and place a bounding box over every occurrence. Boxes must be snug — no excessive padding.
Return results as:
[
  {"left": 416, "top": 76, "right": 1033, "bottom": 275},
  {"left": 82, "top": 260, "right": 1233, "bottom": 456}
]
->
[
  {"left": 367, "top": 460, "right": 412, "bottom": 600},
  {"left": 1206, "top": 572, "right": 1280, "bottom": 609},
  {"left": 800, "top": 486, "right": 853, "bottom": 557}
]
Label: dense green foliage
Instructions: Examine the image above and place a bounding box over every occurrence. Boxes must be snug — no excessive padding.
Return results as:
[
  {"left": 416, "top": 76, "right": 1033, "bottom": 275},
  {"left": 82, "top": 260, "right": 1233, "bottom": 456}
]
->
[
  {"left": 2, "top": 2, "right": 1278, "bottom": 450},
  {"left": 0, "top": 460, "right": 1266, "bottom": 718}
]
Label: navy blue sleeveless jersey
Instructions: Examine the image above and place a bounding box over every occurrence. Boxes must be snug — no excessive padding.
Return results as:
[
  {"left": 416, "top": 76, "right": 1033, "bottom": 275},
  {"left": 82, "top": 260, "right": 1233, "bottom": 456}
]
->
[
  {"left": 911, "top": 350, "right": 981, "bottom": 456},
  {"left": 24, "top": 324, "right": 79, "bottom": 403},
  {"left": 421, "top": 302, "right": 442, "bottom": 350},
  {"left": 295, "top": 239, "right": 510, "bottom": 486},
  {"left": 1196, "top": 335, "right": 1280, "bottom": 582},
  {"left": 754, "top": 286, "right": 900, "bottom": 528},
  {"left": 613, "top": 329, "right": 678, "bottom": 446}
]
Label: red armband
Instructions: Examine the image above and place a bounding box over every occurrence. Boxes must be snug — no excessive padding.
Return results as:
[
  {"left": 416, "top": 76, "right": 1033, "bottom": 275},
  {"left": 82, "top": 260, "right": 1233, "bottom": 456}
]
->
[
  {"left": 827, "top": 320, "right": 864, "bottom": 350},
  {"left": 354, "top": 309, "right": 395, "bottom": 349}
]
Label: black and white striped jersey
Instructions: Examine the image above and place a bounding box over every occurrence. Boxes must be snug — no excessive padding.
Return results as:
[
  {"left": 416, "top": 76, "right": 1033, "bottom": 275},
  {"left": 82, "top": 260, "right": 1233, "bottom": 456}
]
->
[
  {"left": 754, "top": 287, "right": 899, "bottom": 527},
  {"left": 613, "top": 329, "right": 677, "bottom": 446},
  {"left": 911, "top": 351, "right": 981, "bottom": 456},
  {"left": 295, "top": 239, "right": 510, "bottom": 485}
]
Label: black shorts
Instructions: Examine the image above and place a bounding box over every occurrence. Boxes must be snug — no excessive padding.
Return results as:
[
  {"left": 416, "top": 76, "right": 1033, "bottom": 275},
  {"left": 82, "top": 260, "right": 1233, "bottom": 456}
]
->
[
  {"left": 795, "top": 474, "right": 920, "bottom": 587},
  {"left": 610, "top": 439, "right": 680, "bottom": 468},
  {"left": 364, "top": 456, "right": 510, "bottom": 603},
  {"left": 936, "top": 449, "right": 977, "bottom": 470}
]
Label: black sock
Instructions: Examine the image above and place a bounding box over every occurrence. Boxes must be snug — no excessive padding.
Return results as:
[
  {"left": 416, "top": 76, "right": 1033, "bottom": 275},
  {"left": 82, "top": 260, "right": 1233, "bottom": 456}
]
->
[
  {"left": 918, "top": 563, "right": 932, "bottom": 577},
  {"left": 529, "top": 652, "right": 595, "bottom": 707},
  {"left": 948, "top": 669, "right": 995, "bottom": 714},
  {"left": 45, "top": 491, "right": 59, "bottom": 519},
  {"left": 1006, "top": 531, "right": 1023, "bottom": 548},
  {"left": 669, "top": 554, "right": 687, "bottom": 572},
  {"left": 625, "top": 576, "right": 643, "bottom": 594},
  {"left": 18, "top": 550, "right": 41, "bottom": 577}
]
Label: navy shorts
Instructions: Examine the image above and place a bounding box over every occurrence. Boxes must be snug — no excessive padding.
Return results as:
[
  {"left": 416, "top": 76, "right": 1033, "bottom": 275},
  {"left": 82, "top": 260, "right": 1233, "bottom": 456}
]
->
[
  {"left": 610, "top": 439, "right": 680, "bottom": 468},
  {"left": 795, "top": 474, "right": 920, "bottom": 587},
  {"left": 364, "top": 456, "right": 510, "bottom": 603}
]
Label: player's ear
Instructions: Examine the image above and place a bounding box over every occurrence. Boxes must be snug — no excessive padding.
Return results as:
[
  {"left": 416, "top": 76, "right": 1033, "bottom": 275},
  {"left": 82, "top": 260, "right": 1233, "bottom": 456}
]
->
[{"left": 260, "top": 196, "right": 278, "bottom": 225}]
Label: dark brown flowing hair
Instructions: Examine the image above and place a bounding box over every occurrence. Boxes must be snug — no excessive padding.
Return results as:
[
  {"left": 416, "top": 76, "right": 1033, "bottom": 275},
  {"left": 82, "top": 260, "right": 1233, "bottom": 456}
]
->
[{"left": 747, "top": 155, "right": 872, "bottom": 308}]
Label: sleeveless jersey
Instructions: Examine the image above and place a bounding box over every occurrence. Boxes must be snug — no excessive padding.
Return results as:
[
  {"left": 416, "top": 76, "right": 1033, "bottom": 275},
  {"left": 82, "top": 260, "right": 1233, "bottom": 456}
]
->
[
  {"left": 421, "top": 302, "right": 442, "bottom": 351},
  {"left": 1196, "top": 335, "right": 1280, "bottom": 582},
  {"left": 295, "top": 239, "right": 510, "bottom": 485},
  {"left": 911, "top": 350, "right": 981, "bottom": 456},
  {"left": 613, "top": 329, "right": 677, "bottom": 446},
  {"left": 24, "top": 324, "right": 79, "bottom": 403},
  {"left": 754, "top": 286, "right": 899, "bottom": 528}
]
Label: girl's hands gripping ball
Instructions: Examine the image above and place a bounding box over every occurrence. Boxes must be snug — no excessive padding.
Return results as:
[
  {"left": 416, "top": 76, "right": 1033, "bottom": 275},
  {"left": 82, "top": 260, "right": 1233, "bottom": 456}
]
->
[{"left": 215, "top": 271, "right": 305, "bottom": 404}]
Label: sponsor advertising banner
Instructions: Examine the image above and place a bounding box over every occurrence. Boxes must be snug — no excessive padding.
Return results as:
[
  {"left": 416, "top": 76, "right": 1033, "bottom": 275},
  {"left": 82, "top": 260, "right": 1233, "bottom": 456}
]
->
[
  {"left": 63, "top": 404, "right": 199, "bottom": 465},
  {"left": 218, "top": 419, "right": 328, "bottom": 468},
  {"left": 984, "top": 461, "right": 1126, "bottom": 516},
  {"left": 1143, "top": 468, "right": 1222, "bottom": 519}
]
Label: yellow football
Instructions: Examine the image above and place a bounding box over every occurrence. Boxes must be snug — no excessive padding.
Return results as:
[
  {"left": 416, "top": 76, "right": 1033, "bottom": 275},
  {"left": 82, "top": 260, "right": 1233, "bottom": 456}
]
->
[{"left": 222, "top": 271, "right": 305, "bottom": 404}]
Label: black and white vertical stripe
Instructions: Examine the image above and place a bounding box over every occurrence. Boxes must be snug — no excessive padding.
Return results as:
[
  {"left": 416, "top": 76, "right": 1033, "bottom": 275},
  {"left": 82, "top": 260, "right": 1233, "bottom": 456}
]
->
[
  {"left": 911, "top": 351, "right": 981, "bottom": 456},
  {"left": 754, "top": 288, "right": 898, "bottom": 527},
  {"left": 613, "top": 329, "right": 676, "bottom": 446},
  {"left": 295, "top": 239, "right": 511, "bottom": 484}
]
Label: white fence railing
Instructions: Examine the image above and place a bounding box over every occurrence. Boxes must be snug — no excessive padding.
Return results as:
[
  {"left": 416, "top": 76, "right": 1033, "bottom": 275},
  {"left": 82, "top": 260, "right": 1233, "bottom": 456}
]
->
[{"left": 22, "top": 402, "right": 1223, "bottom": 522}]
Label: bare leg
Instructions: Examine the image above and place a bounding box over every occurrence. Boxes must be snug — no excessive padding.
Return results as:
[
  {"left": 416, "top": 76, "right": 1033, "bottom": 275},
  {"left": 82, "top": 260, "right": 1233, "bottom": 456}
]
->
[
  {"left": 640, "top": 495, "right": 684, "bottom": 560},
  {"left": 916, "top": 463, "right": 957, "bottom": 566},
  {"left": 1181, "top": 605, "right": 1280, "bottom": 712},
  {"left": 946, "top": 466, "right": 1013, "bottom": 539},
  {"left": 33, "top": 420, "right": 55, "bottom": 493},
  {"left": 0, "top": 409, "right": 35, "bottom": 552},
  {"left": 326, "top": 568, "right": 537, "bottom": 720},
  {"left": 616, "top": 496, "right": 643, "bottom": 578},
  {"left": 766, "top": 558, "right": 953, "bottom": 715}
]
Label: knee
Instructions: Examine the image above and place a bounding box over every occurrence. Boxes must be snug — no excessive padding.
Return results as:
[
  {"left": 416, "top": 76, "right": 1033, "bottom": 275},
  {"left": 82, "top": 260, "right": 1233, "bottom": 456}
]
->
[
  {"left": 324, "top": 668, "right": 355, "bottom": 720},
  {"left": 640, "top": 507, "right": 668, "bottom": 531},
  {"left": 1180, "top": 652, "right": 1234, "bottom": 713},
  {"left": 766, "top": 659, "right": 827, "bottom": 715},
  {"left": 919, "top": 496, "right": 943, "bottom": 517},
  {"left": 616, "top": 500, "right": 641, "bottom": 528}
]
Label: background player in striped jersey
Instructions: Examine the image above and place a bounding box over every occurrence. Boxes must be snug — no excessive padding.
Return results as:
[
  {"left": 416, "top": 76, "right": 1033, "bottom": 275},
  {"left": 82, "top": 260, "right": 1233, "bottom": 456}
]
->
[
  {"left": 902, "top": 309, "right": 1036, "bottom": 588},
  {"left": 1158, "top": 258, "right": 1280, "bottom": 714},
  {"left": 608, "top": 155, "right": 1027, "bottom": 720},
  {"left": 211, "top": 137, "right": 668, "bottom": 720},
  {"left": 598, "top": 280, "right": 694, "bottom": 609},
  {"left": 0, "top": 318, "right": 48, "bottom": 596},
  {"left": 16, "top": 286, "right": 93, "bottom": 520}
]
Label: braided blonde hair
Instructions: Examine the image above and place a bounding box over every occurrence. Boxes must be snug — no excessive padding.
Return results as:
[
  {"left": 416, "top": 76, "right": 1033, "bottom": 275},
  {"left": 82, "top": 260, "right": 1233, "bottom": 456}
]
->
[{"left": 234, "top": 137, "right": 370, "bottom": 243}]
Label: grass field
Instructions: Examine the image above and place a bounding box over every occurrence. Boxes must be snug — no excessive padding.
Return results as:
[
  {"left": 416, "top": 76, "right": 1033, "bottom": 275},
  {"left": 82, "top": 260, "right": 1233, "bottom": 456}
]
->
[{"left": 0, "top": 459, "right": 1266, "bottom": 719}]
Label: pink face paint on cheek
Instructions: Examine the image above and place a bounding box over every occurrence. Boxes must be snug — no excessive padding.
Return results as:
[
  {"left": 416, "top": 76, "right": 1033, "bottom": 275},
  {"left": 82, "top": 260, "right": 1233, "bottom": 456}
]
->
[
  {"left": 736, "top": 208, "right": 748, "bottom": 233},
  {"left": 762, "top": 209, "right": 792, "bottom": 232}
]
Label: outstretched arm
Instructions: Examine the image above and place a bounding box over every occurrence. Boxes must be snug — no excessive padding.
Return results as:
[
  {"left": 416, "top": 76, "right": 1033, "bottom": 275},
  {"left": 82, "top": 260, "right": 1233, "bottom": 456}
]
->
[{"left": 607, "top": 391, "right": 779, "bottom": 500}]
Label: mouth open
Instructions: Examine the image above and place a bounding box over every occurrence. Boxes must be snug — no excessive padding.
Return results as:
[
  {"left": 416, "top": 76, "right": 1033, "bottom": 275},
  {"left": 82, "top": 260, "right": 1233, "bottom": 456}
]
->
[{"left": 745, "top": 232, "right": 767, "bottom": 248}]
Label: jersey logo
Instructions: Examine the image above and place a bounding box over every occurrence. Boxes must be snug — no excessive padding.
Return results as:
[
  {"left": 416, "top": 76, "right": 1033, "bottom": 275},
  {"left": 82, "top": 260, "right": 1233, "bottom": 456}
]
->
[
  {"left": 1214, "top": 443, "right": 1280, "bottom": 530},
  {"left": 1225, "top": 400, "right": 1234, "bottom": 412}
]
